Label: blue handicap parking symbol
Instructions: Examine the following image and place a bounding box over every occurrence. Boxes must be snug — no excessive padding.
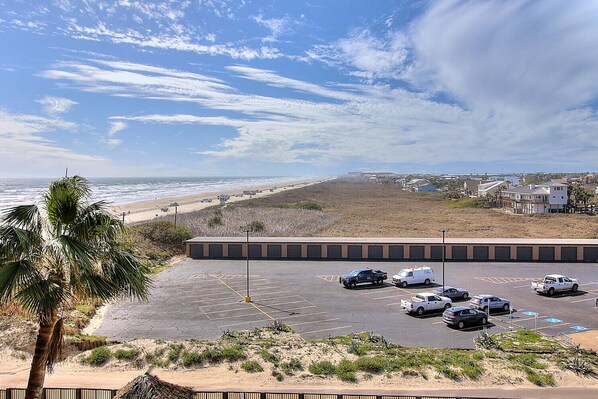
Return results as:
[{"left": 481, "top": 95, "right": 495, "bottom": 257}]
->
[
  {"left": 545, "top": 318, "right": 562, "bottom": 323},
  {"left": 570, "top": 325, "right": 589, "bottom": 332},
  {"left": 522, "top": 311, "right": 537, "bottom": 316}
]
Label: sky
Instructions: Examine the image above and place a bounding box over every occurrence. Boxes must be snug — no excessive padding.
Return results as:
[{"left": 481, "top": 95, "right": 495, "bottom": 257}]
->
[{"left": 1, "top": 0, "right": 598, "bottom": 178}]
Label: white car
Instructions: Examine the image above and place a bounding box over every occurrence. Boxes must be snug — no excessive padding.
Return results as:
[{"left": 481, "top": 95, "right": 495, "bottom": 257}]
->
[
  {"left": 401, "top": 292, "right": 452, "bottom": 316},
  {"left": 392, "top": 266, "right": 435, "bottom": 288}
]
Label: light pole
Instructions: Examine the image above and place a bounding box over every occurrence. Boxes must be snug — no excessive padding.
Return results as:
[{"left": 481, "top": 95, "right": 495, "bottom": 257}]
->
[
  {"left": 440, "top": 229, "right": 446, "bottom": 293},
  {"left": 169, "top": 202, "right": 179, "bottom": 228},
  {"left": 242, "top": 226, "right": 252, "bottom": 302}
]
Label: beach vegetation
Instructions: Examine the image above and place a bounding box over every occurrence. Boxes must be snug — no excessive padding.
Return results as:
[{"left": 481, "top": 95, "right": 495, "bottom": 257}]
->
[
  {"left": 276, "top": 201, "right": 322, "bottom": 211},
  {"left": 0, "top": 175, "right": 152, "bottom": 399},
  {"left": 207, "top": 214, "right": 222, "bottom": 228},
  {"left": 134, "top": 221, "right": 193, "bottom": 248},
  {"left": 308, "top": 360, "right": 336, "bottom": 375},
  {"left": 241, "top": 360, "right": 264, "bottom": 373},
  {"left": 446, "top": 197, "right": 490, "bottom": 209},
  {"left": 242, "top": 220, "right": 265, "bottom": 232},
  {"left": 114, "top": 348, "right": 140, "bottom": 360},
  {"left": 280, "top": 358, "right": 303, "bottom": 374},
  {"left": 81, "top": 346, "right": 111, "bottom": 366}
]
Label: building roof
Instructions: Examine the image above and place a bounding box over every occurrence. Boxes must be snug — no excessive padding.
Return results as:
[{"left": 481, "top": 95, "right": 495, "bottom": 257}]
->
[{"left": 114, "top": 373, "right": 193, "bottom": 399}]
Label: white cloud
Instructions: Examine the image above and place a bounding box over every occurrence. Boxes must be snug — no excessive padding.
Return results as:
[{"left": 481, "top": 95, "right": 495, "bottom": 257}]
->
[
  {"left": 307, "top": 29, "right": 410, "bottom": 80},
  {"left": 36, "top": 96, "right": 78, "bottom": 115},
  {"left": 42, "top": 58, "right": 598, "bottom": 169},
  {"left": 0, "top": 110, "right": 104, "bottom": 174},
  {"left": 252, "top": 14, "right": 293, "bottom": 42},
  {"left": 108, "top": 121, "right": 127, "bottom": 136}
]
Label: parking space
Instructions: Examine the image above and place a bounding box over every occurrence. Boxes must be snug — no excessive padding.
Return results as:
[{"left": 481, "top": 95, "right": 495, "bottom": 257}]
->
[{"left": 96, "top": 259, "right": 598, "bottom": 348}]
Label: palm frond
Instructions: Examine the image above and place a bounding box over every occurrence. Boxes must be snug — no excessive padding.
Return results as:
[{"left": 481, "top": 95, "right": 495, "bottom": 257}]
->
[
  {"left": 1, "top": 204, "right": 42, "bottom": 232},
  {"left": 46, "top": 317, "right": 64, "bottom": 373},
  {"left": 44, "top": 176, "right": 91, "bottom": 228},
  {"left": 0, "top": 259, "right": 40, "bottom": 304},
  {"left": 0, "top": 226, "right": 42, "bottom": 261},
  {"left": 14, "top": 274, "right": 68, "bottom": 322},
  {"left": 102, "top": 250, "right": 153, "bottom": 301},
  {"left": 78, "top": 267, "right": 120, "bottom": 301}
]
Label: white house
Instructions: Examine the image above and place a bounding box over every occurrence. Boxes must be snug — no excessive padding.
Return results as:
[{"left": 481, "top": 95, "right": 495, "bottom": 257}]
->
[
  {"left": 478, "top": 181, "right": 508, "bottom": 197},
  {"left": 501, "top": 182, "right": 568, "bottom": 214}
]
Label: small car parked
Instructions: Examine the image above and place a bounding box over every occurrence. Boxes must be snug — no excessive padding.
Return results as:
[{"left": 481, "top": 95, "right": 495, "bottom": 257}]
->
[
  {"left": 443, "top": 306, "right": 488, "bottom": 329},
  {"left": 470, "top": 294, "right": 510, "bottom": 313},
  {"left": 432, "top": 286, "right": 469, "bottom": 300}
]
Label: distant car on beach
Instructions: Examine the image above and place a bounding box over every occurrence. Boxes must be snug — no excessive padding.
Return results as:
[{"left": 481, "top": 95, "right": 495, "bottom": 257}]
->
[{"left": 200, "top": 198, "right": 212, "bottom": 203}]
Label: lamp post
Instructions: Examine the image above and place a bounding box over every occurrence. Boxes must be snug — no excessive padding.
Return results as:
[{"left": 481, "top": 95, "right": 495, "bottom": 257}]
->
[
  {"left": 440, "top": 229, "right": 446, "bottom": 293},
  {"left": 242, "top": 226, "right": 252, "bottom": 302},
  {"left": 169, "top": 202, "right": 179, "bottom": 228}
]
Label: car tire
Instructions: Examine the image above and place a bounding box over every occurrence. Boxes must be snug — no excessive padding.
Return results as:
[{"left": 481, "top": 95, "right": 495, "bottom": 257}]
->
[
  {"left": 503, "top": 303, "right": 510, "bottom": 312},
  {"left": 401, "top": 281, "right": 408, "bottom": 288},
  {"left": 572, "top": 284, "right": 578, "bottom": 292},
  {"left": 444, "top": 303, "right": 451, "bottom": 310},
  {"left": 458, "top": 321, "right": 465, "bottom": 329},
  {"left": 350, "top": 282, "right": 356, "bottom": 289},
  {"left": 483, "top": 306, "right": 488, "bottom": 313},
  {"left": 377, "top": 278, "right": 383, "bottom": 285},
  {"left": 548, "top": 287, "right": 555, "bottom": 296},
  {"left": 481, "top": 317, "right": 487, "bottom": 325},
  {"left": 424, "top": 278, "right": 430, "bottom": 285},
  {"left": 462, "top": 293, "right": 469, "bottom": 300},
  {"left": 417, "top": 307, "right": 424, "bottom": 316}
]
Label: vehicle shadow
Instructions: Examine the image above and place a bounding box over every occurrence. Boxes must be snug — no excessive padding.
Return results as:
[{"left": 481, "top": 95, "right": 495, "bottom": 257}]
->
[
  {"left": 405, "top": 311, "right": 447, "bottom": 319},
  {"left": 343, "top": 283, "right": 390, "bottom": 290},
  {"left": 537, "top": 290, "right": 589, "bottom": 298},
  {"left": 448, "top": 323, "right": 497, "bottom": 331}
]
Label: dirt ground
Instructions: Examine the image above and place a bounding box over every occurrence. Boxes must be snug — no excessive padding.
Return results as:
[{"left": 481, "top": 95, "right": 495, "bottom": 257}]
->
[{"left": 241, "top": 178, "right": 598, "bottom": 238}]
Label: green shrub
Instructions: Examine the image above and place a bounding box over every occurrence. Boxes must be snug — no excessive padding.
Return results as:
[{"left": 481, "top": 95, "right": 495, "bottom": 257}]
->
[
  {"left": 222, "top": 345, "right": 247, "bottom": 361},
  {"left": 241, "top": 360, "right": 264, "bottom": 373},
  {"left": 182, "top": 351, "right": 203, "bottom": 367},
  {"left": 436, "top": 365, "right": 461, "bottom": 380},
  {"left": 167, "top": 343, "right": 185, "bottom": 362},
  {"left": 201, "top": 347, "right": 224, "bottom": 363},
  {"left": 355, "top": 356, "right": 387, "bottom": 373},
  {"left": 241, "top": 220, "right": 265, "bottom": 232},
  {"left": 207, "top": 215, "right": 222, "bottom": 228},
  {"left": 524, "top": 369, "right": 555, "bottom": 386},
  {"left": 258, "top": 349, "right": 280, "bottom": 364},
  {"left": 114, "top": 348, "right": 140, "bottom": 360},
  {"left": 135, "top": 221, "right": 193, "bottom": 246},
  {"left": 309, "top": 361, "right": 336, "bottom": 375},
  {"left": 281, "top": 358, "right": 303, "bottom": 374},
  {"left": 446, "top": 197, "right": 489, "bottom": 209},
  {"left": 276, "top": 201, "right": 322, "bottom": 211},
  {"left": 82, "top": 346, "right": 111, "bottom": 366},
  {"left": 336, "top": 359, "right": 357, "bottom": 382},
  {"left": 510, "top": 353, "right": 546, "bottom": 369}
]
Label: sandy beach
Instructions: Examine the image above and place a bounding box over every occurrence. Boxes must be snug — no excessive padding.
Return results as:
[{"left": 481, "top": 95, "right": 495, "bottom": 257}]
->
[{"left": 110, "top": 178, "right": 332, "bottom": 224}]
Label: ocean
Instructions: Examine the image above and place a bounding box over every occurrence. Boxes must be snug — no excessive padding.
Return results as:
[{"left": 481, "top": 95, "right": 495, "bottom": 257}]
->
[{"left": 0, "top": 176, "right": 309, "bottom": 211}]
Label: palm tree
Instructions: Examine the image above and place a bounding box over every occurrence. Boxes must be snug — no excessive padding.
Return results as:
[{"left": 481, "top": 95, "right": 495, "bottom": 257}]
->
[{"left": 0, "top": 176, "right": 152, "bottom": 399}]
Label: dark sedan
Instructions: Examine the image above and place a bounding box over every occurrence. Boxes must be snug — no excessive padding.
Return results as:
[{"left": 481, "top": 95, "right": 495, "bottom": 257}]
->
[
  {"left": 432, "top": 286, "right": 469, "bottom": 300},
  {"left": 442, "top": 306, "right": 488, "bottom": 329}
]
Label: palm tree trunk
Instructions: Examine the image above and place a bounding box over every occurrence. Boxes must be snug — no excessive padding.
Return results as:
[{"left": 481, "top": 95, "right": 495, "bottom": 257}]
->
[{"left": 25, "top": 312, "right": 57, "bottom": 399}]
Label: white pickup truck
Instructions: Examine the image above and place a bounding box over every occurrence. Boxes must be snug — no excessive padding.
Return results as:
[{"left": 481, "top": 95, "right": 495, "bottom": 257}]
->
[
  {"left": 531, "top": 274, "right": 579, "bottom": 296},
  {"left": 401, "top": 293, "right": 452, "bottom": 316}
]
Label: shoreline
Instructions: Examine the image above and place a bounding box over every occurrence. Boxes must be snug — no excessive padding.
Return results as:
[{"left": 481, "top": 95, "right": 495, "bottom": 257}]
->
[{"left": 110, "top": 177, "right": 334, "bottom": 224}]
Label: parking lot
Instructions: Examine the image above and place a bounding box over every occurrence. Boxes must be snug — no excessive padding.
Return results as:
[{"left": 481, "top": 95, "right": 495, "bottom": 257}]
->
[{"left": 95, "top": 259, "right": 598, "bottom": 348}]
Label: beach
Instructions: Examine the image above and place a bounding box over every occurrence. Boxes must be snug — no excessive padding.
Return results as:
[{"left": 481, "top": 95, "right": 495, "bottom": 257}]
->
[{"left": 110, "top": 178, "right": 331, "bottom": 224}]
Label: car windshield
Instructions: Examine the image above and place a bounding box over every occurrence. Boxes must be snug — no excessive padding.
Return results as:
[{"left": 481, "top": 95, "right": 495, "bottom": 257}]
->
[
  {"left": 348, "top": 269, "right": 362, "bottom": 277},
  {"left": 397, "top": 269, "right": 409, "bottom": 277}
]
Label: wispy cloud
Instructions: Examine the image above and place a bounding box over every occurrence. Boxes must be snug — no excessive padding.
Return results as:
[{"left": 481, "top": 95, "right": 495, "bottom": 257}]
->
[
  {"left": 252, "top": 14, "right": 298, "bottom": 43},
  {"left": 108, "top": 121, "right": 127, "bottom": 136},
  {"left": 36, "top": 96, "right": 78, "bottom": 115}
]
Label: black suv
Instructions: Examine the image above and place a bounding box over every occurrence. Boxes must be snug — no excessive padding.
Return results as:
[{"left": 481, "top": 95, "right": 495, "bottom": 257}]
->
[{"left": 442, "top": 306, "right": 487, "bottom": 329}]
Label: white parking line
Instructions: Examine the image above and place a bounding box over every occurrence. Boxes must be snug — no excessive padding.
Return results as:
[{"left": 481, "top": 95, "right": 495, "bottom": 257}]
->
[
  {"left": 300, "top": 326, "right": 352, "bottom": 335},
  {"left": 289, "top": 318, "right": 341, "bottom": 327}
]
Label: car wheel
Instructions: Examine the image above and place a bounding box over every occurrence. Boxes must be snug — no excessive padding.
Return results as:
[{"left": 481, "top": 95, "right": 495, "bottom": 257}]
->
[
  {"left": 503, "top": 303, "right": 510, "bottom": 312},
  {"left": 401, "top": 281, "right": 408, "bottom": 288},
  {"left": 424, "top": 278, "right": 430, "bottom": 285},
  {"left": 481, "top": 317, "right": 487, "bottom": 325},
  {"left": 462, "top": 293, "right": 469, "bottom": 300},
  {"left": 417, "top": 307, "right": 424, "bottom": 316},
  {"left": 483, "top": 306, "right": 488, "bottom": 313},
  {"left": 458, "top": 321, "right": 465, "bottom": 329},
  {"left": 377, "top": 278, "right": 383, "bottom": 285},
  {"left": 548, "top": 287, "right": 555, "bottom": 296},
  {"left": 572, "top": 284, "right": 578, "bottom": 292},
  {"left": 350, "top": 282, "right": 356, "bottom": 289},
  {"left": 444, "top": 303, "right": 451, "bottom": 310}
]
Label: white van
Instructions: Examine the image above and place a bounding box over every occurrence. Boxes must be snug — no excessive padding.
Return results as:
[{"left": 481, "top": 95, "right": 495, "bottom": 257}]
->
[{"left": 392, "top": 267, "right": 435, "bottom": 288}]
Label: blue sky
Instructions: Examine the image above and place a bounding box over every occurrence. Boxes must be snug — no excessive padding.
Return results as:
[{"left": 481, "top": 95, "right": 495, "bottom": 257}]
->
[{"left": 1, "top": 0, "right": 598, "bottom": 177}]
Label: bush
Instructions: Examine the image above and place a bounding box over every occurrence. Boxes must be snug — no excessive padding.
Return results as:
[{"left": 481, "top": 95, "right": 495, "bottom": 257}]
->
[
  {"left": 336, "top": 359, "right": 357, "bottom": 382},
  {"left": 258, "top": 349, "right": 280, "bottom": 364},
  {"left": 281, "top": 358, "right": 303, "bottom": 374},
  {"left": 241, "top": 360, "right": 264, "bottom": 373},
  {"left": 222, "top": 345, "right": 247, "bottom": 361},
  {"left": 168, "top": 343, "right": 185, "bottom": 362},
  {"left": 355, "top": 356, "right": 387, "bottom": 373},
  {"left": 524, "top": 369, "right": 555, "bottom": 386},
  {"left": 201, "top": 347, "right": 224, "bottom": 363},
  {"left": 446, "top": 197, "right": 490, "bottom": 209},
  {"left": 207, "top": 214, "right": 222, "bottom": 228},
  {"left": 82, "top": 346, "right": 111, "bottom": 366},
  {"left": 309, "top": 361, "right": 336, "bottom": 375},
  {"left": 114, "top": 348, "right": 140, "bottom": 360},
  {"left": 510, "top": 353, "right": 546, "bottom": 369},
  {"left": 182, "top": 351, "right": 203, "bottom": 367},
  {"left": 277, "top": 201, "right": 322, "bottom": 211},
  {"left": 135, "top": 221, "right": 193, "bottom": 247},
  {"left": 242, "top": 220, "right": 265, "bottom": 232}
]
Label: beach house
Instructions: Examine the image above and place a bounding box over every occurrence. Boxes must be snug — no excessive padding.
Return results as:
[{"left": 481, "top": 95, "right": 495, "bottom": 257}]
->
[
  {"left": 477, "top": 181, "right": 508, "bottom": 197},
  {"left": 501, "top": 181, "right": 568, "bottom": 214}
]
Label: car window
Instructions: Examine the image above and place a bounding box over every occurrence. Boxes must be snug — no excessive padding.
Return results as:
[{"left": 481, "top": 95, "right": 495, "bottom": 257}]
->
[
  {"left": 407, "top": 272, "right": 413, "bottom": 277},
  {"left": 433, "top": 296, "right": 441, "bottom": 301}
]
